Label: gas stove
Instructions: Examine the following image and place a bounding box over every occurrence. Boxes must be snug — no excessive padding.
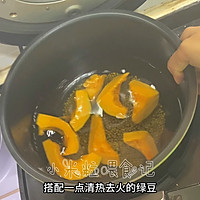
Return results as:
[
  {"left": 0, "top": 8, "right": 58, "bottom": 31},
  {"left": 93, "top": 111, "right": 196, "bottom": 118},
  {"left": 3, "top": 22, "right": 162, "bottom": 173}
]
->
[{"left": 1, "top": 1, "right": 200, "bottom": 200}]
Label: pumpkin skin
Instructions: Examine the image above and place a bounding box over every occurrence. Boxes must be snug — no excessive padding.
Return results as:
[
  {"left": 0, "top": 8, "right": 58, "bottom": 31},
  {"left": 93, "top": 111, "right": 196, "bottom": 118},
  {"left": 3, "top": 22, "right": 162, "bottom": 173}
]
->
[
  {"left": 123, "top": 131, "right": 158, "bottom": 160},
  {"left": 129, "top": 80, "right": 159, "bottom": 124},
  {"left": 83, "top": 74, "right": 106, "bottom": 100},
  {"left": 36, "top": 114, "right": 79, "bottom": 156},
  {"left": 43, "top": 139, "right": 101, "bottom": 180},
  {"left": 88, "top": 115, "right": 120, "bottom": 165},
  {"left": 97, "top": 73, "right": 129, "bottom": 119},
  {"left": 70, "top": 90, "right": 91, "bottom": 132}
]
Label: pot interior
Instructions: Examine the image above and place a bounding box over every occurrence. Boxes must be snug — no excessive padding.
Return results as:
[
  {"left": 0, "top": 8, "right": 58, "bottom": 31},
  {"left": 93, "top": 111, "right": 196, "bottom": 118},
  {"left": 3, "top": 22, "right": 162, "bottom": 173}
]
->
[{"left": 1, "top": 12, "right": 196, "bottom": 183}]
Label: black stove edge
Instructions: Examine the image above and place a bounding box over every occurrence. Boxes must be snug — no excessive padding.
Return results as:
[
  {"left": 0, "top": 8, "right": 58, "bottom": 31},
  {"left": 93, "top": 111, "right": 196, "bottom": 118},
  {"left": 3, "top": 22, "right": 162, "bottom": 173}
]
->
[
  {"left": 0, "top": 31, "right": 38, "bottom": 47},
  {"left": 17, "top": 166, "right": 29, "bottom": 200}
]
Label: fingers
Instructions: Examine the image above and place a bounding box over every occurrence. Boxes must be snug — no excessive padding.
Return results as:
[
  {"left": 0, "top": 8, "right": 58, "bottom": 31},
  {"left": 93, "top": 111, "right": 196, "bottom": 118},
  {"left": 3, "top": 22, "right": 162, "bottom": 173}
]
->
[
  {"left": 167, "top": 45, "right": 189, "bottom": 84},
  {"left": 168, "top": 26, "right": 200, "bottom": 84},
  {"left": 180, "top": 26, "right": 200, "bottom": 41}
]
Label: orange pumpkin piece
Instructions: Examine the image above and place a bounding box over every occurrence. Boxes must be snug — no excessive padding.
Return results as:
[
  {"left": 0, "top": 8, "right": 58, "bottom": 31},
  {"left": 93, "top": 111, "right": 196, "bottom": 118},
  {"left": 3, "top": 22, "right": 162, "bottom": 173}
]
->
[
  {"left": 43, "top": 139, "right": 101, "bottom": 180},
  {"left": 129, "top": 80, "right": 159, "bottom": 124},
  {"left": 97, "top": 73, "right": 129, "bottom": 119},
  {"left": 88, "top": 115, "right": 120, "bottom": 165},
  {"left": 83, "top": 74, "right": 106, "bottom": 100},
  {"left": 36, "top": 114, "right": 79, "bottom": 156},
  {"left": 123, "top": 131, "right": 158, "bottom": 160},
  {"left": 70, "top": 90, "right": 91, "bottom": 132}
]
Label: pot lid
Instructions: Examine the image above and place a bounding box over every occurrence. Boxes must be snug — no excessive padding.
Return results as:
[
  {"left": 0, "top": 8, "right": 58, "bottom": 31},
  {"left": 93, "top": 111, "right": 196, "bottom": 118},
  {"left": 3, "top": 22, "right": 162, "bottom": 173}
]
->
[
  {"left": 0, "top": 0, "right": 111, "bottom": 23},
  {"left": 0, "top": 0, "right": 146, "bottom": 45}
]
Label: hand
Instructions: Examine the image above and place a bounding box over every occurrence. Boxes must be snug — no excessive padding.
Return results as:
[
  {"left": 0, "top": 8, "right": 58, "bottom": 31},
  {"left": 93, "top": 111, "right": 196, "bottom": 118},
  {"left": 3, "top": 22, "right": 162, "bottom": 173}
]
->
[{"left": 167, "top": 26, "right": 200, "bottom": 84}]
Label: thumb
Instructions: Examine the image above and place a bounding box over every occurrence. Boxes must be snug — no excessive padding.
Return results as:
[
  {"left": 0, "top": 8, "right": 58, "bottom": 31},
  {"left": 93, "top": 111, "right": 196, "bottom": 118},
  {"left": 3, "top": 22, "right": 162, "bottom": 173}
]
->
[{"left": 167, "top": 47, "right": 189, "bottom": 84}]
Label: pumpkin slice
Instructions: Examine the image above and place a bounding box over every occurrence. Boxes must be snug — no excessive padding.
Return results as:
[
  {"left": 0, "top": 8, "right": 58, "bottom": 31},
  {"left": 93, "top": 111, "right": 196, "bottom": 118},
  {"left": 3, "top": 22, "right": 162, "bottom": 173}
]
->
[
  {"left": 83, "top": 74, "right": 106, "bottom": 100},
  {"left": 43, "top": 139, "right": 101, "bottom": 180},
  {"left": 70, "top": 90, "right": 91, "bottom": 131},
  {"left": 97, "top": 73, "right": 129, "bottom": 118},
  {"left": 88, "top": 115, "right": 120, "bottom": 165},
  {"left": 36, "top": 114, "right": 79, "bottom": 156},
  {"left": 129, "top": 80, "right": 159, "bottom": 124},
  {"left": 123, "top": 131, "right": 158, "bottom": 160}
]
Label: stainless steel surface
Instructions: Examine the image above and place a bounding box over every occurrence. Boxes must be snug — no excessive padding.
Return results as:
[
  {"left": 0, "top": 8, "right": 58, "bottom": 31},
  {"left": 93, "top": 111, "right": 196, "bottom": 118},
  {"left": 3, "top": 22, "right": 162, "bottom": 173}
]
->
[{"left": 0, "top": 0, "right": 108, "bottom": 23}]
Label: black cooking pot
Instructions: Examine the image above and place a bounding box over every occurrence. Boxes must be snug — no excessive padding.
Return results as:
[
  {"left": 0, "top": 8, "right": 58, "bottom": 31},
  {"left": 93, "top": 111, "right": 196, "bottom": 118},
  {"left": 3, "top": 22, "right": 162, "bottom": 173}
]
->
[{"left": 0, "top": 11, "right": 198, "bottom": 193}]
